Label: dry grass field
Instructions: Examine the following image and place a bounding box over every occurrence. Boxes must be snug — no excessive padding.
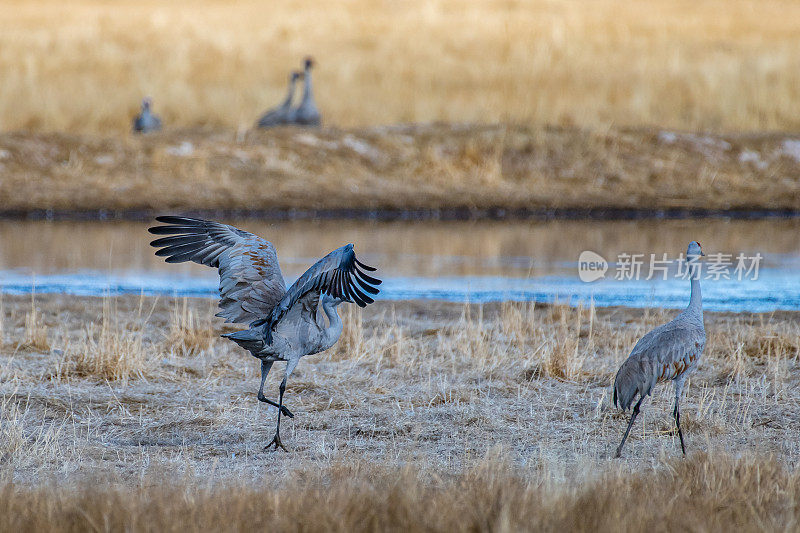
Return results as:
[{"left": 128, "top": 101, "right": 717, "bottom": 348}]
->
[
  {"left": 2, "top": 124, "right": 800, "bottom": 214},
  {"left": 1, "top": 294, "right": 799, "bottom": 529},
  {"left": 0, "top": 0, "right": 799, "bottom": 133}
]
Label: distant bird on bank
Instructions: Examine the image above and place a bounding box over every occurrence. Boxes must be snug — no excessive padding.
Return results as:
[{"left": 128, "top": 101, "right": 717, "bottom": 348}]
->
[
  {"left": 291, "top": 57, "right": 321, "bottom": 126},
  {"left": 148, "top": 216, "right": 381, "bottom": 451},
  {"left": 132, "top": 97, "right": 162, "bottom": 134},
  {"left": 613, "top": 241, "right": 706, "bottom": 458},
  {"left": 256, "top": 71, "right": 303, "bottom": 128}
]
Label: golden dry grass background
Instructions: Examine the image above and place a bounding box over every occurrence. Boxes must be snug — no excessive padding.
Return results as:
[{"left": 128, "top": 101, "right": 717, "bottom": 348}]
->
[{"left": 1, "top": 0, "right": 800, "bottom": 133}]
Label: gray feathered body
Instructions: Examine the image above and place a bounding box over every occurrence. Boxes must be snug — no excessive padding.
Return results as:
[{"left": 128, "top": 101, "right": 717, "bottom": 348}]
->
[
  {"left": 293, "top": 98, "right": 320, "bottom": 126},
  {"left": 223, "top": 293, "right": 334, "bottom": 361},
  {"left": 257, "top": 106, "right": 292, "bottom": 128},
  {"left": 293, "top": 62, "right": 320, "bottom": 126},
  {"left": 257, "top": 74, "right": 300, "bottom": 128},
  {"left": 133, "top": 100, "right": 162, "bottom": 133},
  {"left": 613, "top": 279, "right": 705, "bottom": 411}
]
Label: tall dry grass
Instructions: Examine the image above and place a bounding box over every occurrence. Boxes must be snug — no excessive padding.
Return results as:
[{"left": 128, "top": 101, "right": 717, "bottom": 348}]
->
[
  {"left": 0, "top": 452, "right": 796, "bottom": 531},
  {"left": 62, "top": 297, "right": 154, "bottom": 382},
  {"left": 164, "top": 298, "right": 214, "bottom": 357},
  {"left": 16, "top": 295, "right": 49, "bottom": 353},
  {"left": 0, "top": 397, "right": 64, "bottom": 471},
  {"left": 57, "top": 297, "right": 219, "bottom": 381},
  {"left": 0, "top": 0, "right": 799, "bottom": 133}
]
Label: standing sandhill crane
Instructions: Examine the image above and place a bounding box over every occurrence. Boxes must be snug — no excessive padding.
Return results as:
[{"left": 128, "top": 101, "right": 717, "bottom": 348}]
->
[
  {"left": 148, "top": 216, "right": 381, "bottom": 451},
  {"left": 256, "top": 71, "right": 303, "bottom": 128},
  {"left": 292, "top": 57, "right": 321, "bottom": 126},
  {"left": 613, "top": 241, "right": 706, "bottom": 458},
  {"left": 132, "top": 97, "right": 162, "bottom": 133}
]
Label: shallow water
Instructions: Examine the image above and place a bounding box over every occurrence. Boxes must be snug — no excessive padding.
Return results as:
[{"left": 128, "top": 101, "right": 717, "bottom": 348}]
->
[{"left": 1, "top": 218, "right": 798, "bottom": 312}]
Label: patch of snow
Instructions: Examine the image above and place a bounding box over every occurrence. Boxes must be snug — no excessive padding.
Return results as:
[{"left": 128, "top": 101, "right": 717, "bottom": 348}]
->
[
  {"left": 94, "top": 154, "right": 114, "bottom": 165},
  {"left": 166, "top": 141, "right": 194, "bottom": 156},
  {"left": 696, "top": 135, "right": 731, "bottom": 151},
  {"left": 233, "top": 149, "right": 251, "bottom": 163},
  {"left": 342, "top": 135, "right": 380, "bottom": 159},
  {"left": 294, "top": 134, "right": 338, "bottom": 150},
  {"left": 658, "top": 131, "right": 677, "bottom": 144},
  {"left": 738, "top": 150, "right": 768, "bottom": 170},
  {"left": 781, "top": 139, "right": 800, "bottom": 163},
  {"left": 658, "top": 131, "right": 731, "bottom": 153}
]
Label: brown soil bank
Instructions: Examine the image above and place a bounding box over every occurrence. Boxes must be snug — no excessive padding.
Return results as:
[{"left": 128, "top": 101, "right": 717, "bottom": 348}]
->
[{"left": 1, "top": 124, "right": 800, "bottom": 216}]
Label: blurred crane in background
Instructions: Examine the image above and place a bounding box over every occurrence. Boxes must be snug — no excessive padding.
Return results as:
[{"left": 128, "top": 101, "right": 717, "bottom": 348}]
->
[
  {"left": 292, "top": 57, "right": 321, "bottom": 126},
  {"left": 257, "top": 71, "right": 303, "bottom": 128},
  {"left": 132, "top": 97, "right": 162, "bottom": 133}
]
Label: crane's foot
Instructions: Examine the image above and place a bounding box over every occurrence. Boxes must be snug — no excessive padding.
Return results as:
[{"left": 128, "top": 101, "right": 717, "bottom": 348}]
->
[
  {"left": 614, "top": 447, "right": 623, "bottom": 459},
  {"left": 256, "top": 396, "right": 295, "bottom": 418},
  {"left": 265, "top": 431, "right": 289, "bottom": 452}
]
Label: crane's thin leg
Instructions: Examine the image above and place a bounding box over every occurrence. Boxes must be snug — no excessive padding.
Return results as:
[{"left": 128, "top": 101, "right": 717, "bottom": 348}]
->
[
  {"left": 265, "top": 358, "right": 299, "bottom": 452},
  {"left": 265, "top": 377, "right": 289, "bottom": 452},
  {"left": 256, "top": 360, "right": 294, "bottom": 418},
  {"left": 615, "top": 396, "right": 644, "bottom": 458},
  {"left": 673, "top": 380, "right": 686, "bottom": 455}
]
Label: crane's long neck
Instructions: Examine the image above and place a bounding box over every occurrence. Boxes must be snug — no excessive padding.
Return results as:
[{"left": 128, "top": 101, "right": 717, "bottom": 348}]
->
[
  {"left": 301, "top": 67, "right": 314, "bottom": 105},
  {"left": 687, "top": 263, "right": 702, "bottom": 315},
  {"left": 320, "top": 299, "right": 343, "bottom": 351},
  {"left": 282, "top": 78, "right": 297, "bottom": 107}
]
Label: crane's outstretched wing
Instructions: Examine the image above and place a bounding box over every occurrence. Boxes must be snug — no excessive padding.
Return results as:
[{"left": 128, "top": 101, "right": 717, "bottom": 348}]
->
[
  {"left": 257, "top": 243, "right": 381, "bottom": 343},
  {"left": 148, "top": 216, "right": 286, "bottom": 325}
]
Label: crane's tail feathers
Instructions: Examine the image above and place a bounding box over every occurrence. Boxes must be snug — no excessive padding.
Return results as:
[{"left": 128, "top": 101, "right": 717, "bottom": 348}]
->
[
  {"left": 614, "top": 383, "right": 637, "bottom": 411},
  {"left": 613, "top": 360, "right": 642, "bottom": 411},
  {"left": 246, "top": 318, "right": 276, "bottom": 346},
  {"left": 222, "top": 327, "right": 266, "bottom": 353}
]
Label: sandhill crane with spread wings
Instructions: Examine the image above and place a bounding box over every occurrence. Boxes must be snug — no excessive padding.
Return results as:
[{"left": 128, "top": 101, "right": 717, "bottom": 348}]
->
[
  {"left": 613, "top": 241, "right": 706, "bottom": 458},
  {"left": 148, "top": 216, "right": 381, "bottom": 451}
]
